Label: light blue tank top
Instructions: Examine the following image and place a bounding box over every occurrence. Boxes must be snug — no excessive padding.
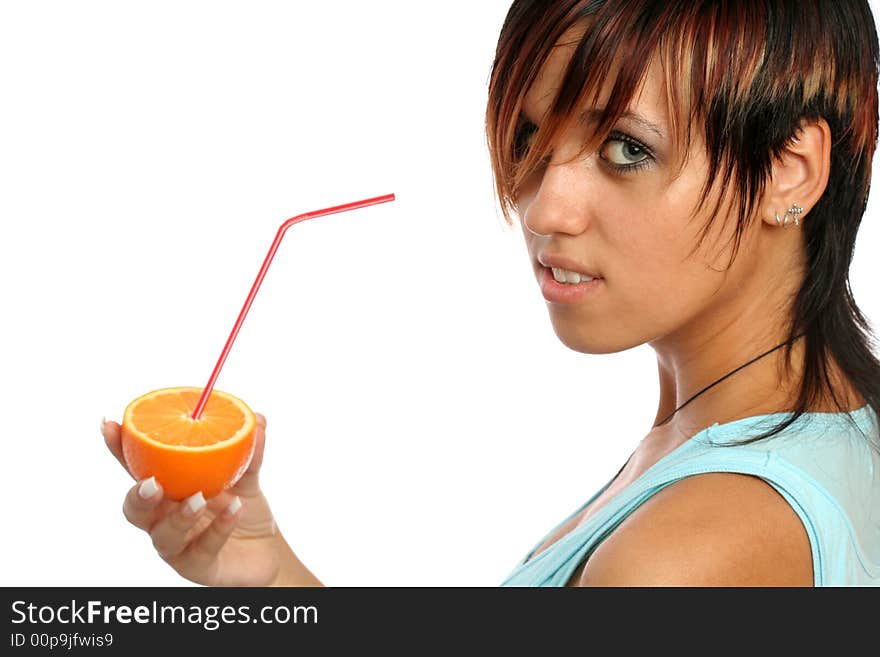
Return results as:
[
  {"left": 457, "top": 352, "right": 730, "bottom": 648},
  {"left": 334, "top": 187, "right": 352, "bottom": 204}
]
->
[{"left": 501, "top": 404, "right": 880, "bottom": 586}]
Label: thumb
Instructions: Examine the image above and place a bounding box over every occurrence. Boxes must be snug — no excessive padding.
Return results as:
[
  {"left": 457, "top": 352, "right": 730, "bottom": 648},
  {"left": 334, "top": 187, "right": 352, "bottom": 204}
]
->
[
  {"left": 246, "top": 413, "right": 268, "bottom": 473},
  {"left": 230, "top": 413, "right": 267, "bottom": 496}
]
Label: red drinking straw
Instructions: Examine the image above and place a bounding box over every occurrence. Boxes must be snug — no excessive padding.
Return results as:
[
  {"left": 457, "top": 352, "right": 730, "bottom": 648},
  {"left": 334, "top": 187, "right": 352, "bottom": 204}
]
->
[{"left": 190, "top": 193, "right": 396, "bottom": 420}]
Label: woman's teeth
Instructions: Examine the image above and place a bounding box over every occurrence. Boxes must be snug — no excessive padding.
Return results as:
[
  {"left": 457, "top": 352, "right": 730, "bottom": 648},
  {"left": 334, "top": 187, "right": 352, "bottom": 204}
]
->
[{"left": 551, "top": 267, "right": 596, "bottom": 284}]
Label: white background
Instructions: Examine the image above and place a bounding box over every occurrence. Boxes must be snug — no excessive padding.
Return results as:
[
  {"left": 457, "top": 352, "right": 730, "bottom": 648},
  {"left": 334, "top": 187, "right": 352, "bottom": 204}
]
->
[{"left": 1, "top": 1, "right": 878, "bottom": 587}]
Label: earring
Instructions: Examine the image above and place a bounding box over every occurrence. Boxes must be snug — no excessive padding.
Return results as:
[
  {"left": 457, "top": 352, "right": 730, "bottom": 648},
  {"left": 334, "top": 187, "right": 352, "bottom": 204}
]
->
[
  {"left": 776, "top": 202, "right": 804, "bottom": 227},
  {"left": 788, "top": 202, "right": 804, "bottom": 226}
]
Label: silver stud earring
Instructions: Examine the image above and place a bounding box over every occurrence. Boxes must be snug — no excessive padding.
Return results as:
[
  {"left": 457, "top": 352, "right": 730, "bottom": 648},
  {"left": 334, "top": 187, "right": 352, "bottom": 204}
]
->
[
  {"left": 776, "top": 202, "right": 804, "bottom": 227},
  {"left": 786, "top": 202, "right": 804, "bottom": 227}
]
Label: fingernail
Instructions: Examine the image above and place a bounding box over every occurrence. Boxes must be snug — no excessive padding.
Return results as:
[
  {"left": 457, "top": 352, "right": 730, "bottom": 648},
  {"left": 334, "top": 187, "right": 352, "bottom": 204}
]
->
[
  {"left": 100, "top": 417, "right": 106, "bottom": 435},
  {"left": 138, "top": 476, "right": 160, "bottom": 500},
  {"left": 183, "top": 491, "right": 206, "bottom": 516},
  {"left": 225, "top": 496, "right": 242, "bottom": 516}
]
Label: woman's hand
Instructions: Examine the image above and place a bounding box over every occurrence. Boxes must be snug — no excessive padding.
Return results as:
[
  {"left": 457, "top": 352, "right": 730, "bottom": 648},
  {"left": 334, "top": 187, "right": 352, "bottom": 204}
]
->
[{"left": 102, "top": 413, "right": 286, "bottom": 586}]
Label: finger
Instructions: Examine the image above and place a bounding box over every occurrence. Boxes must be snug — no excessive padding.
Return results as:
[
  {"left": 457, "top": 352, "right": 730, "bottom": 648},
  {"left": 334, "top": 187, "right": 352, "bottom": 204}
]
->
[
  {"left": 149, "top": 491, "right": 208, "bottom": 561},
  {"left": 179, "top": 496, "right": 243, "bottom": 568},
  {"left": 202, "top": 489, "right": 236, "bottom": 514},
  {"left": 122, "top": 476, "right": 168, "bottom": 531},
  {"left": 249, "top": 413, "right": 267, "bottom": 471},
  {"left": 101, "top": 418, "right": 132, "bottom": 477},
  {"left": 233, "top": 414, "right": 267, "bottom": 495}
]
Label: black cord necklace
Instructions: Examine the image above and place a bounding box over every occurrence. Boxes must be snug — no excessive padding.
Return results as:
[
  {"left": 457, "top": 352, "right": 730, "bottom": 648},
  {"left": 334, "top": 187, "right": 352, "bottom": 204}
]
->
[{"left": 652, "top": 332, "right": 807, "bottom": 428}]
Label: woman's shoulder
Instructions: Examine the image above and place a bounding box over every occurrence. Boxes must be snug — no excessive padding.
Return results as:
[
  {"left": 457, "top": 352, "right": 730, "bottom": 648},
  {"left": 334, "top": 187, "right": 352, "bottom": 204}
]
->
[
  {"left": 575, "top": 406, "right": 880, "bottom": 586},
  {"left": 692, "top": 405, "right": 880, "bottom": 534},
  {"left": 575, "top": 471, "right": 814, "bottom": 586}
]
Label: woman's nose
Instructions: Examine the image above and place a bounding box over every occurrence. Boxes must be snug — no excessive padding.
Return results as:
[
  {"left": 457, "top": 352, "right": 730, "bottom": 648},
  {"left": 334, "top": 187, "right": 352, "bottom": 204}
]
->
[{"left": 522, "top": 165, "right": 593, "bottom": 237}]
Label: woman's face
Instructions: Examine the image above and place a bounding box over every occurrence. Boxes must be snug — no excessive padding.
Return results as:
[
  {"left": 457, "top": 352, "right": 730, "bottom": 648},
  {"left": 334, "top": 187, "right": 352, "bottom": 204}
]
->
[{"left": 515, "top": 29, "right": 777, "bottom": 355}]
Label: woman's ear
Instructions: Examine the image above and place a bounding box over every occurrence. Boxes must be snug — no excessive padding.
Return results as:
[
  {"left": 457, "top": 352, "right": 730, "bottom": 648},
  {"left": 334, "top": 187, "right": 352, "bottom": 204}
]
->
[{"left": 761, "top": 117, "right": 831, "bottom": 227}]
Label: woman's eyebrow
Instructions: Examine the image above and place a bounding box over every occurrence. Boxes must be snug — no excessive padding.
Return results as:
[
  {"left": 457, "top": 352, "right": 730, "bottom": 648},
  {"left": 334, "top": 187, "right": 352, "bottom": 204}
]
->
[
  {"left": 517, "top": 106, "right": 665, "bottom": 141},
  {"left": 579, "top": 108, "right": 665, "bottom": 140}
]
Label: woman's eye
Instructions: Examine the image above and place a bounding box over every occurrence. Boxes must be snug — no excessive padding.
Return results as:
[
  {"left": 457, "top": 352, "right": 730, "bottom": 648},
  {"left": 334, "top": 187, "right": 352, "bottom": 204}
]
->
[
  {"left": 513, "top": 120, "right": 653, "bottom": 174},
  {"left": 513, "top": 121, "right": 537, "bottom": 160},
  {"left": 599, "top": 132, "right": 654, "bottom": 173},
  {"left": 601, "top": 139, "right": 648, "bottom": 165}
]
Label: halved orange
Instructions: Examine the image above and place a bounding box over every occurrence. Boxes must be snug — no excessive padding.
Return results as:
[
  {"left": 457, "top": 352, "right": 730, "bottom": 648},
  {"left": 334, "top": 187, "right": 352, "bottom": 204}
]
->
[{"left": 121, "top": 386, "right": 257, "bottom": 501}]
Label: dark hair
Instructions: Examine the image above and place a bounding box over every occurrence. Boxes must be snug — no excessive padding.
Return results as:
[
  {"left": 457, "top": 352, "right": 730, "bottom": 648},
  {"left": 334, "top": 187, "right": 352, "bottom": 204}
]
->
[{"left": 485, "top": 0, "right": 880, "bottom": 447}]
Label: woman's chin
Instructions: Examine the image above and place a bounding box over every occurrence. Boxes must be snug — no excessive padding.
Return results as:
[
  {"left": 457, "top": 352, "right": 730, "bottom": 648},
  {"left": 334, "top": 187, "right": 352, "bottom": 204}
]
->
[{"left": 547, "top": 319, "right": 618, "bottom": 355}]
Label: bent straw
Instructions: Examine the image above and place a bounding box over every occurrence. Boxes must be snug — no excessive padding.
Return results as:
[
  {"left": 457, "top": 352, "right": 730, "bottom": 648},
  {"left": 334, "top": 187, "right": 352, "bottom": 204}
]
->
[{"left": 190, "top": 193, "right": 396, "bottom": 420}]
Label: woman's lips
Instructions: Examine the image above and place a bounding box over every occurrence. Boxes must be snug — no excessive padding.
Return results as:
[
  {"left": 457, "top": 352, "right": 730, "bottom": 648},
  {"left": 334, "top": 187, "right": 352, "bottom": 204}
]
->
[{"left": 539, "top": 266, "right": 604, "bottom": 304}]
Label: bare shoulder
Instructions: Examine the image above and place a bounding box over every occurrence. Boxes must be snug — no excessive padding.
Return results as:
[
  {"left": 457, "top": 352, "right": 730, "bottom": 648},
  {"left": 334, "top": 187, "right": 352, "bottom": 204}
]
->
[{"left": 576, "top": 472, "right": 814, "bottom": 586}]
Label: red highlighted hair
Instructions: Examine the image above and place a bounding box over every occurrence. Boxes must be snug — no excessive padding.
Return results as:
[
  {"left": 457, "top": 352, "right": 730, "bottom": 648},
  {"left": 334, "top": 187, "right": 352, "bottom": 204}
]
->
[{"left": 485, "top": 1, "right": 880, "bottom": 445}]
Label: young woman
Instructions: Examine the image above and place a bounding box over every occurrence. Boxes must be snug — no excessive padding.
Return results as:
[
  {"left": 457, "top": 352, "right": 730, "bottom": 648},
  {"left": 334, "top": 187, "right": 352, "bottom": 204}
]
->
[{"left": 102, "top": 0, "right": 880, "bottom": 586}]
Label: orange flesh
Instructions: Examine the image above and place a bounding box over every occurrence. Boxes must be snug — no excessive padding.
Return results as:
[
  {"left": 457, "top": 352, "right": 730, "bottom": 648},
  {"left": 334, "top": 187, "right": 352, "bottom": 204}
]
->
[{"left": 131, "top": 390, "right": 247, "bottom": 447}]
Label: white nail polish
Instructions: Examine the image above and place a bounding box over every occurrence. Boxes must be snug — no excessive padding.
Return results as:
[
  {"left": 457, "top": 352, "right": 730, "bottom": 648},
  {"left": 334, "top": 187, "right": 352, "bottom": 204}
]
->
[
  {"left": 184, "top": 491, "right": 206, "bottom": 516},
  {"left": 225, "top": 496, "right": 242, "bottom": 516},
  {"left": 100, "top": 417, "right": 107, "bottom": 435},
  {"left": 138, "top": 476, "right": 159, "bottom": 499}
]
